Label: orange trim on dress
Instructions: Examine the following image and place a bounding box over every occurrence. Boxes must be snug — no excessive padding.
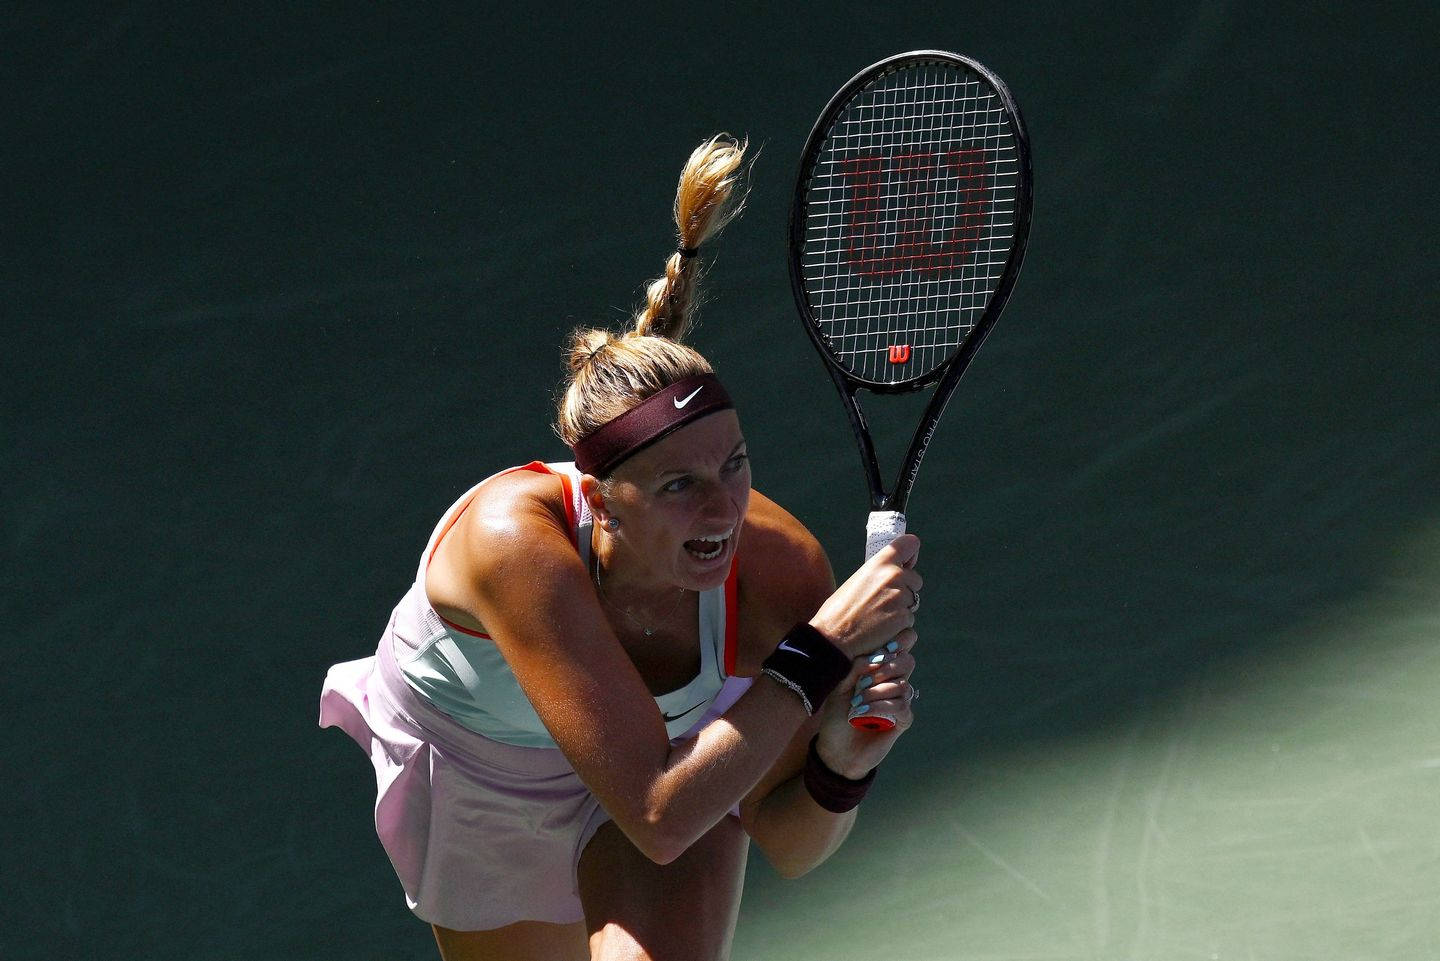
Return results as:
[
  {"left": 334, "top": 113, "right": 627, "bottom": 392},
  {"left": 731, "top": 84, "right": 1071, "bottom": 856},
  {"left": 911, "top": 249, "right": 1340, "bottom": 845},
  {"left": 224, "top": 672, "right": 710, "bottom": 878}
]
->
[
  {"left": 723, "top": 554, "right": 740, "bottom": 677},
  {"left": 556, "top": 470, "right": 578, "bottom": 547},
  {"left": 441, "top": 617, "right": 492, "bottom": 639}
]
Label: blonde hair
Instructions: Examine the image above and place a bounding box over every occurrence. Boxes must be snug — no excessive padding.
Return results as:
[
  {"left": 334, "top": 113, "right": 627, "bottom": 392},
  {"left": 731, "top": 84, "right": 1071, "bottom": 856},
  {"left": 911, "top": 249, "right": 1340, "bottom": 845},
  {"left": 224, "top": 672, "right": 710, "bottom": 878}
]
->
[{"left": 555, "top": 135, "right": 748, "bottom": 452}]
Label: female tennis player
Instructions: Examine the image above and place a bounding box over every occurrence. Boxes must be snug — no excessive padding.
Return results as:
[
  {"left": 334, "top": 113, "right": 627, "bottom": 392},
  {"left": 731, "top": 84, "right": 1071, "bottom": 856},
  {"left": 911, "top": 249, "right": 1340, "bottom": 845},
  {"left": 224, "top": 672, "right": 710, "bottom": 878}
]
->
[{"left": 320, "top": 136, "right": 923, "bottom": 961}]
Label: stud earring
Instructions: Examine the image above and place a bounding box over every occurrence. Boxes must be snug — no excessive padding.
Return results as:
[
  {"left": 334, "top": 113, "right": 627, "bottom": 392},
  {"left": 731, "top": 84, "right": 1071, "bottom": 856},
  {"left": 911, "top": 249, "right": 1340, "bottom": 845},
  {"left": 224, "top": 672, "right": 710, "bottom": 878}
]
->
[{"left": 605, "top": 517, "right": 620, "bottom": 532}]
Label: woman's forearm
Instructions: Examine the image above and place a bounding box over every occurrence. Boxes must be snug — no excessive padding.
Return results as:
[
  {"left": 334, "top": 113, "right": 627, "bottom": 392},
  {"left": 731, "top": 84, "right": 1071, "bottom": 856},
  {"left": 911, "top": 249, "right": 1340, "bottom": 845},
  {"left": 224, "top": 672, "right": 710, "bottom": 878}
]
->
[
  {"left": 626, "top": 677, "right": 810, "bottom": 863},
  {"left": 744, "top": 774, "right": 858, "bottom": 878}
]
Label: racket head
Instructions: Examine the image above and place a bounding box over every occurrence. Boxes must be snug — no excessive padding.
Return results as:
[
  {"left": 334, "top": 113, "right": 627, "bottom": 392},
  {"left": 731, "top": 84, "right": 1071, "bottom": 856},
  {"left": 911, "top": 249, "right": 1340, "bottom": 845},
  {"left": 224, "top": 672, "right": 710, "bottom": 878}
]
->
[{"left": 789, "top": 50, "right": 1033, "bottom": 394}]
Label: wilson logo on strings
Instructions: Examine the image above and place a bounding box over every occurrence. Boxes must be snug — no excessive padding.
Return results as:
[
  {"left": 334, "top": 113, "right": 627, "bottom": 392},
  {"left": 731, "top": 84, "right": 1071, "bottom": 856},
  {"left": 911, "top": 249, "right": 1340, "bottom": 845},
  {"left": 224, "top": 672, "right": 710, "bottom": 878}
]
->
[
  {"left": 888, "top": 345, "right": 912, "bottom": 364},
  {"left": 842, "top": 149, "right": 989, "bottom": 278}
]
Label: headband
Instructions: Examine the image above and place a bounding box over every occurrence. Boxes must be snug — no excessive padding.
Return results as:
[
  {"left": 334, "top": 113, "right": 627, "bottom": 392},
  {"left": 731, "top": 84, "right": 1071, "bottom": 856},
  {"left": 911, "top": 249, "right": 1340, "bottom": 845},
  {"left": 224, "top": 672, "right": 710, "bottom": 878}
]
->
[{"left": 571, "top": 373, "right": 734, "bottom": 477}]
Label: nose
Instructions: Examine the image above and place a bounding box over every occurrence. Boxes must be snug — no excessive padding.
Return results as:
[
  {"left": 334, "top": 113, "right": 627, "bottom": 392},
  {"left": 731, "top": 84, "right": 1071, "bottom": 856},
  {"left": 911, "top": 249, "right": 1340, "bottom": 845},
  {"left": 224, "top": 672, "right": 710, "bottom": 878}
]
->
[{"left": 698, "top": 478, "right": 739, "bottom": 526}]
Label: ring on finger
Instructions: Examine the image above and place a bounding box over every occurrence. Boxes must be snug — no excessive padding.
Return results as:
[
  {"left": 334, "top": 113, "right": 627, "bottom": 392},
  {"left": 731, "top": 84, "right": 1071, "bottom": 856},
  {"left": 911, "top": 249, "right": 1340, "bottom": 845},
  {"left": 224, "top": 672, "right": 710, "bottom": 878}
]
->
[{"left": 907, "top": 587, "right": 920, "bottom": 613}]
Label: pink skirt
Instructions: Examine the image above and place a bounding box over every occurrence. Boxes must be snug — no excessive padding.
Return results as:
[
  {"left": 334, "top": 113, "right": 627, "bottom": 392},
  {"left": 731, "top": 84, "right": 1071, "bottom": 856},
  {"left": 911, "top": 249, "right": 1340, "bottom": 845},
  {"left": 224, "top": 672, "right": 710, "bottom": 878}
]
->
[{"left": 318, "top": 609, "right": 751, "bottom": 931}]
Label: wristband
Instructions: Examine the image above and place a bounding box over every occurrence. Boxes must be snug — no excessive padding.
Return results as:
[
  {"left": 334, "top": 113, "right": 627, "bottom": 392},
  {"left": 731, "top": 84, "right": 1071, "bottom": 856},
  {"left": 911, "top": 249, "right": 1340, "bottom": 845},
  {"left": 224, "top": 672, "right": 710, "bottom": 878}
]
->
[
  {"left": 760, "top": 622, "right": 851, "bottom": 715},
  {"left": 802, "top": 735, "right": 877, "bottom": 813}
]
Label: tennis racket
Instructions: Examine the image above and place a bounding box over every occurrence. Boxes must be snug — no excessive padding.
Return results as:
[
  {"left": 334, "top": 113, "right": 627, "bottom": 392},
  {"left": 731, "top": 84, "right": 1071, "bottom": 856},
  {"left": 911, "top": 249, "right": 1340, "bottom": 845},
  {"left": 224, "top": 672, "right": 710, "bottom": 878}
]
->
[{"left": 788, "top": 50, "right": 1033, "bottom": 731}]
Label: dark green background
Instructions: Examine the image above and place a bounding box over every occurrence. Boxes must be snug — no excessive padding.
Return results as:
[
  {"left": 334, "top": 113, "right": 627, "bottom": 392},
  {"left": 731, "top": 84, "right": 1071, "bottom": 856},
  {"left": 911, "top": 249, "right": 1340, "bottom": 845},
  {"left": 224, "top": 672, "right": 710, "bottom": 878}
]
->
[{"left": 6, "top": 3, "right": 1437, "bottom": 959}]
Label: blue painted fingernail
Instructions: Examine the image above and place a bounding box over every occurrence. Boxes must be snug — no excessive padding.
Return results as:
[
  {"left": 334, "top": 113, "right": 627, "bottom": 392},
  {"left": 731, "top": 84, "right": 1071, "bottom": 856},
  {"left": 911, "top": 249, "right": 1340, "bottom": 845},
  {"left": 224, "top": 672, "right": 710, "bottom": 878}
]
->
[
  {"left": 852, "top": 704, "right": 871, "bottom": 715},
  {"left": 856, "top": 675, "right": 874, "bottom": 690},
  {"left": 850, "top": 693, "right": 864, "bottom": 707},
  {"left": 869, "top": 651, "right": 888, "bottom": 664},
  {"left": 886, "top": 640, "right": 900, "bottom": 653}
]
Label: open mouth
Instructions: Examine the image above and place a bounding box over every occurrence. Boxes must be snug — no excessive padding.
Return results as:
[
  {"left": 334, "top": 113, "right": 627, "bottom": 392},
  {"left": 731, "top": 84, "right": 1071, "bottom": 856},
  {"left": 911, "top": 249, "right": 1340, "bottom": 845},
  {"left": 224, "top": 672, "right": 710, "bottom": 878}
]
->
[{"left": 684, "top": 529, "right": 733, "bottom": 561}]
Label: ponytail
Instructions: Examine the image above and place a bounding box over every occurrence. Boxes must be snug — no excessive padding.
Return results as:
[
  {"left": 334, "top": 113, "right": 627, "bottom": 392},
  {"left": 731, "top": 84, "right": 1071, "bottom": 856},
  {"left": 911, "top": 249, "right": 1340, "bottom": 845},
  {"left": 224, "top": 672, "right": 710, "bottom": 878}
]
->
[{"left": 632, "top": 135, "right": 749, "bottom": 341}]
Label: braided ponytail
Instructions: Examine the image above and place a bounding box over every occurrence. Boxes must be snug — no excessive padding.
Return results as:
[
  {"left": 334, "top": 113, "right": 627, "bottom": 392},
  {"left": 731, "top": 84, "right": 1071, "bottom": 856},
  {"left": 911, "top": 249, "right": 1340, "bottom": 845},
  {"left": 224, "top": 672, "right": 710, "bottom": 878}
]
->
[{"left": 633, "top": 135, "right": 748, "bottom": 341}]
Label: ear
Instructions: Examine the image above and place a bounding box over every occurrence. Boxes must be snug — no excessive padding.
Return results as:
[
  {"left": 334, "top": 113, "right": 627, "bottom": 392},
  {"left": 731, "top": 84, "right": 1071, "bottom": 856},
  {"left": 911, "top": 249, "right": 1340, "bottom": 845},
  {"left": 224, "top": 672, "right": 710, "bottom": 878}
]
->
[{"left": 579, "top": 474, "right": 610, "bottom": 525}]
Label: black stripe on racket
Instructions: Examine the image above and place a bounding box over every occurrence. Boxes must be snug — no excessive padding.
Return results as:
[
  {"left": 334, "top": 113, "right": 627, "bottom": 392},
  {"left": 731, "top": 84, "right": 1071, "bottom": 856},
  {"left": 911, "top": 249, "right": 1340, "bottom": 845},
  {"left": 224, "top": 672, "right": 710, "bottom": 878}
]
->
[{"left": 788, "top": 50, "right": 1033, "bottom": 730}]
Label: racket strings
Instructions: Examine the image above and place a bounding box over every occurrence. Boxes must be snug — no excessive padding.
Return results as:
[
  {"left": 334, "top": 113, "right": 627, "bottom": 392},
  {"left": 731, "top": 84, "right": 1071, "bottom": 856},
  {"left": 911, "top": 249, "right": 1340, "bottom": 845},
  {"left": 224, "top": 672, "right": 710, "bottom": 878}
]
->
[{"left": 801, "top": 60, "right": 1022, "bottom": 384}]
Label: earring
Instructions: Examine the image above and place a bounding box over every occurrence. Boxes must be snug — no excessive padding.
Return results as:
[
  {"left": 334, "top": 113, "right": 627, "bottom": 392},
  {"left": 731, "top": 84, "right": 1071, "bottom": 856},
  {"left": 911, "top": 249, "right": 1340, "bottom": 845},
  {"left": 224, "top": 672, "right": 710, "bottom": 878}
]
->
[{"left": 605, "top": 517, "right": 620, "bottom": 532}]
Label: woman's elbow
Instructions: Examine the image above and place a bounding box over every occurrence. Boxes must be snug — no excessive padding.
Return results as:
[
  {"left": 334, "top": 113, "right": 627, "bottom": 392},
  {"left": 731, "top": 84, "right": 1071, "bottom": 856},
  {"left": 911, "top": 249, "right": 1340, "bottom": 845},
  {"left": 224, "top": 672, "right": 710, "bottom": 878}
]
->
[
  {"left": 639, "top": 836, "right": 686, "bottom": 866},
  {"left": 623, "top": 811, "right": 690, "bottom": 865}
]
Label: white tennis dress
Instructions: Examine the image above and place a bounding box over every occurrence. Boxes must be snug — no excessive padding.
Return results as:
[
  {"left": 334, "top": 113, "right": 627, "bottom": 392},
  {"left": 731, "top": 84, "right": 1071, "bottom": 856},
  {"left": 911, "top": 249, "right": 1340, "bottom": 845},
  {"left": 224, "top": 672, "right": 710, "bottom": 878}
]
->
[{"left": 319, "top": 461, "right": 751, "bottom": 930}]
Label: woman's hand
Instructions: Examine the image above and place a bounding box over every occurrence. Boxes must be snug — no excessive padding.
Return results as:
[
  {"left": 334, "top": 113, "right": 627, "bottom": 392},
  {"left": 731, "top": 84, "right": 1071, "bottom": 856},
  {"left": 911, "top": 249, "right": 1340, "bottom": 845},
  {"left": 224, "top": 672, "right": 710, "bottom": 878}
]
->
[
  {"left": 812, "top": 627, "right": 918, "bottom": 777},
  {"left": 808, "top": 534, "right": 922, "bottom": 658}
]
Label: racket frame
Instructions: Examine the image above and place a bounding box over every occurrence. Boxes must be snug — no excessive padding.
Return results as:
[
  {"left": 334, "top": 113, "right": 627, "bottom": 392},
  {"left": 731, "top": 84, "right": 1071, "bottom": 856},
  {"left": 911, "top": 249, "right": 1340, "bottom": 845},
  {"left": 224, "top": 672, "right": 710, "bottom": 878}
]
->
[{"left": 788, "top": 49, "right": 1034, "bottom": 516}]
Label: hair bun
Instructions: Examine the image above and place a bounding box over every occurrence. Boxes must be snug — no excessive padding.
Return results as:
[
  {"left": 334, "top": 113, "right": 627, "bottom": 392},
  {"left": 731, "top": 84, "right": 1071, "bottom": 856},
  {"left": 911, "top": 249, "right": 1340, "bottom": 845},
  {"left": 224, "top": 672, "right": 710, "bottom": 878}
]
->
[{"left": 567, "top": 328, "right": 617, "bottom": 375}]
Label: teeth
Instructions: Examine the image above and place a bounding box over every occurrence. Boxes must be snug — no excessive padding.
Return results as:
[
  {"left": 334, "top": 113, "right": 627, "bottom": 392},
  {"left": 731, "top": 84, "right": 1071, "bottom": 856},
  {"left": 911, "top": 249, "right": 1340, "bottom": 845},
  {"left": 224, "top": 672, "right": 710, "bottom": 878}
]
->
[{"left": 685, "top": 530, "right": 730, "bottom": 560}]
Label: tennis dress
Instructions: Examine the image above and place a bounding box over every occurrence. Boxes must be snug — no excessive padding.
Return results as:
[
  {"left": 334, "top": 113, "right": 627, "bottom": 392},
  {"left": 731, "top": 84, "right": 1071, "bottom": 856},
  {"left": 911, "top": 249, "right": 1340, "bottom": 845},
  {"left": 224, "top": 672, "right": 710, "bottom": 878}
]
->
[{"left": 318, "top": 461, "right": 751, "bottom": 930}]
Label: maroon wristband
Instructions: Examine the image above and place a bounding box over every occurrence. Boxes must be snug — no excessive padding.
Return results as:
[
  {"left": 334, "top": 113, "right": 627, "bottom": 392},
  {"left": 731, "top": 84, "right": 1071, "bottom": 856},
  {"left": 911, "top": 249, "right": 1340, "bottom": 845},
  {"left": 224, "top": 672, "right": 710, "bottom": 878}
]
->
[{"left": 802, "top": 735, "right": 877, "bottom": 813}]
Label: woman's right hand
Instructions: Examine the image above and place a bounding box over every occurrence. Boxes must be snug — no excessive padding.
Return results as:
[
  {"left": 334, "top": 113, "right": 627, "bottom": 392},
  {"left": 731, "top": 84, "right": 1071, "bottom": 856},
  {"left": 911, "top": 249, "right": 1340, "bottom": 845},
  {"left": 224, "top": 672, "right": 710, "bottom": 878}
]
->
[{"left": 808, "top": 533, "right": 922, "bottom": 658}]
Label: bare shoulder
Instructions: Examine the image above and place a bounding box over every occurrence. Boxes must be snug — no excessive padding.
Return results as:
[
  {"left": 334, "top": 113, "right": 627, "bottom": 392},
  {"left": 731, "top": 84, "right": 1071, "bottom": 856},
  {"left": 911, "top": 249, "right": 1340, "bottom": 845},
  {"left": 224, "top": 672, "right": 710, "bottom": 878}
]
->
[
  {"left": 426, "top": 467, "right": 574, "bottom": 631},
  {"left": 462, "top": 467, "right": 569, "bottom": 541},
  {"left": 734, "top": 490, "right": 836, "bottom": 675}
]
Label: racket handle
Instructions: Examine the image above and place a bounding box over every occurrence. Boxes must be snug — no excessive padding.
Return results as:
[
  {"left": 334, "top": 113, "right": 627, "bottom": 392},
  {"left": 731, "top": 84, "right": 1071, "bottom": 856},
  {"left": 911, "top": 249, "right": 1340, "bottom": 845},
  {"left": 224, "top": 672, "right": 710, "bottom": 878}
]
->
[
  {"left": 863, "top": 510, "right": 907, "bottom": 561},
  {"left": 850, "top": 511, "right": 907, "bottom": 731}
]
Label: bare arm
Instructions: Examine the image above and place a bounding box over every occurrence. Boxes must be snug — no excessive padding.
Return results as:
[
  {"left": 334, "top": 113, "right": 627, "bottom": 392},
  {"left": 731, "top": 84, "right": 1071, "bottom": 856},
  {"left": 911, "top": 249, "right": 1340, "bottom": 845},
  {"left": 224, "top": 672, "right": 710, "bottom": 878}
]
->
[
  {"left": 740, "top": 721, "right": 857, "bottom": 878},
  {"left": 431, "top": 474, "right": 920, "bottom": 865},
  {"left": 739, "top": 647, "right": 918, "bottom": 877},
  {"left": 737, "top": 494, "right": 921, "bottom": 877}
]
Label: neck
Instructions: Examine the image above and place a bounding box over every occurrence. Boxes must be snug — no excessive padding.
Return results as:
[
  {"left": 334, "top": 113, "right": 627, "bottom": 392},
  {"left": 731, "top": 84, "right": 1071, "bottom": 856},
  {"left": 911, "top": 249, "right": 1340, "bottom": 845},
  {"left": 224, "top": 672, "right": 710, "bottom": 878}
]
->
[{"left": 590, "top": 527, "right": 686, "bottom": 607}]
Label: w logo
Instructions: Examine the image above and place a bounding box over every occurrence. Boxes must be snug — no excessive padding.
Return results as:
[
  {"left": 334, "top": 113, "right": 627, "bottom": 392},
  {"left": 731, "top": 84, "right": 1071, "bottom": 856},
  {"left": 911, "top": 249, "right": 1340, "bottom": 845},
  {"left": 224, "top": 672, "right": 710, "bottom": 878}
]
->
[
  {"left": 888, "top": 345, "right": 912, "bottom": 364},
  {"left": 842, "top": 149, "right": 989, "bottom": 278}
]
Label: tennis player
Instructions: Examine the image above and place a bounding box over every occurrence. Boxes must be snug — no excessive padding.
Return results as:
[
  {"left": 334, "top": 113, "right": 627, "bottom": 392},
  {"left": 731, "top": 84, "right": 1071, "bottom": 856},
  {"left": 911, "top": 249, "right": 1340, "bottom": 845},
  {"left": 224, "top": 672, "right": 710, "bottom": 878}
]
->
[{"left": 320, "top": 136, "right": 923, "bottom": 961}]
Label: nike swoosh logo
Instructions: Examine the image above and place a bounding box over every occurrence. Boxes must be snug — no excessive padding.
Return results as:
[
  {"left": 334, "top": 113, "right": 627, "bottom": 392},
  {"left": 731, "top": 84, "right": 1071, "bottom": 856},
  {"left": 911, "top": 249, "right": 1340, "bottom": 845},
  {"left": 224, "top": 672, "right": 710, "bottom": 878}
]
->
[
  {"left": 662, "top": 700, "right": 708, "bottom": 723},
  {"left": 775, "top": 640, "right": 809, "bottom": 659},
  {"left": 673, "top": 386, "right": 703, "bottom": 408}
]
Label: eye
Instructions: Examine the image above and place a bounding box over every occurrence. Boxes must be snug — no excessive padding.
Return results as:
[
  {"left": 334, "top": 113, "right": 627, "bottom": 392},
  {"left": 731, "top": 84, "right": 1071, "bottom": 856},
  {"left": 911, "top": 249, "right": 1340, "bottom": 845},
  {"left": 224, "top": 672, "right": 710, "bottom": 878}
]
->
[
  {"left": 661, "top": 476, "right": 693, "bottom": 494},
  {"left": 723, "top": 453, "right": 749, "bottom": 473}
]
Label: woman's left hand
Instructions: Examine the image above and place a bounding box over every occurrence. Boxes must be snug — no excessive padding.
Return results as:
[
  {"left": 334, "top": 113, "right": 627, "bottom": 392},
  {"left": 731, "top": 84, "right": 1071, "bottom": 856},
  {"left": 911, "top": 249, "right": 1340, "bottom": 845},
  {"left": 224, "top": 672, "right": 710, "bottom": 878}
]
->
[{"left": 812, "top": 627, "right": 919, "bottom": 779}]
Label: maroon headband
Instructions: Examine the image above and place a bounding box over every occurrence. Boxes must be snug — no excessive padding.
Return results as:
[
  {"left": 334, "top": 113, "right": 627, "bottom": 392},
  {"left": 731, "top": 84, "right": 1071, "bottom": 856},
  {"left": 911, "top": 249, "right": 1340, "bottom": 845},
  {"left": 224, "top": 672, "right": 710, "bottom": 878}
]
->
[{"left": 571, "top": 373, "right": 734, "bottom": 476}]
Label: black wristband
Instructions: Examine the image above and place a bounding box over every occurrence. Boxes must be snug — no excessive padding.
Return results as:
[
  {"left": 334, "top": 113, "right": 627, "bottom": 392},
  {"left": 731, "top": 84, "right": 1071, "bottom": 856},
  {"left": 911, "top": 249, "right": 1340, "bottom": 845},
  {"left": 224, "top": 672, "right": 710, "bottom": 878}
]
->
[
  {"left": 803, "top": 735, "right": 877, "bottom": 813},
  {"left": 760, "top": 622, "right": 851, "bottom": 715}
]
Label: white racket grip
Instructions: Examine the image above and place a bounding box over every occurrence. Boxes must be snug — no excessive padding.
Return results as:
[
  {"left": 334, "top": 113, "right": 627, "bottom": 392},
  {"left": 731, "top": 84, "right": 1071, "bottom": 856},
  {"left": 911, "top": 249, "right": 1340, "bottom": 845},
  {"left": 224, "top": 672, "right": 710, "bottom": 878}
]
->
[
  {"left": 850, "top": 510, "right": 908, "bottom": 731},
  {"left": 864, "top": 510, "right": 907, "bottom": 560}
]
